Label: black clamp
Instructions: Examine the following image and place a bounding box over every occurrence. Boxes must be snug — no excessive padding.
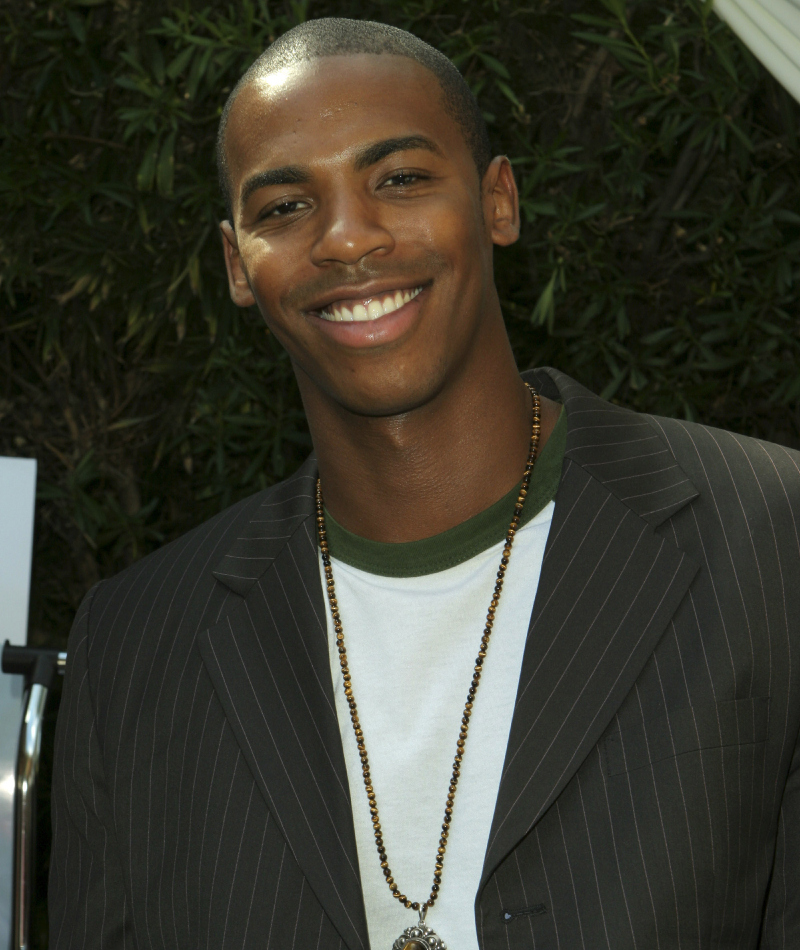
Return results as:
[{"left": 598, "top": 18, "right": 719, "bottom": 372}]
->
[{"left": 1, "top": 641, "right": 64, "bottom": 689}]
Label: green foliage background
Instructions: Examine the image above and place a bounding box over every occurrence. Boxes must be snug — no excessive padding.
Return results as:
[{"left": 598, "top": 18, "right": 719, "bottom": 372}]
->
[{"left": 3, "top": 0, "right": 800, "bottom": 651}]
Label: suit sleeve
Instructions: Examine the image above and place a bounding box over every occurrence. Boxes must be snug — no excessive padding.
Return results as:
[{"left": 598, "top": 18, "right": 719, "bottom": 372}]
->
[
  {"left": 760, "top": 723, "right": 800, "bottom": 948},
  {"left": 48, "top": 585, "right": 136, "bottom": 949}
]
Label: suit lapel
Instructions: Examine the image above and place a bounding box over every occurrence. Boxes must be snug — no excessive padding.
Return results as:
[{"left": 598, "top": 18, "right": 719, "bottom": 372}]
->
[
  {"left": 198, "top": 459, "right": 370, "bottom": 950},
  {"left": 481, "top": 369, "right": 701, "bottom": 888}
]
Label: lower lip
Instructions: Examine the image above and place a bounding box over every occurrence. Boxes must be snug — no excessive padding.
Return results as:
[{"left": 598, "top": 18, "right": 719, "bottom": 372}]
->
[{"left": 309, "top": 289, "right": 427, "bottom": 348}]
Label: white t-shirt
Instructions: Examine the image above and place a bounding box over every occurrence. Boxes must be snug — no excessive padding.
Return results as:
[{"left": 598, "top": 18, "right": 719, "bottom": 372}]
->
[{"left": 320, "top": 500, "right": 554, "bottom": 950}]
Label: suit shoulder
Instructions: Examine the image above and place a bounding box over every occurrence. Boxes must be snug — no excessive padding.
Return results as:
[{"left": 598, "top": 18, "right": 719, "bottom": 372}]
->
[
  {"left": 82, "top": 460, "right": 316, "bottom": 657},
  {"left": 646, "top": 413, "right": 800, "bottom": 505},
  {"left": 93, "top": 486, "right": 265, "bottom": 601}
]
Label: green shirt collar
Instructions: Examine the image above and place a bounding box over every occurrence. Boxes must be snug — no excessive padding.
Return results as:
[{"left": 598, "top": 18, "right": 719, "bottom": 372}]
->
[{"left": 324, "top": 405, "right": 566, "bottom": 577}]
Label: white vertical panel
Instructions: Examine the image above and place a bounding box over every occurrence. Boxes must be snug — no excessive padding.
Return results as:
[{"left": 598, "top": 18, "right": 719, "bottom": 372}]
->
[
  {"left": 715, "top": 0, "right": 800, "bottom": 103},
  {"left": 0, "top": 457, "right": 37, "bottom": 949},
  {"left": 0, "top": 457, "right": 37, "bottom": 647}
]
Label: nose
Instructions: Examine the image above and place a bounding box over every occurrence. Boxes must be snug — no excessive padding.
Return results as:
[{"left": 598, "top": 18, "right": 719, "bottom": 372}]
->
[{"left": 310, "top": 191, "right": 394, "bottom": 266}]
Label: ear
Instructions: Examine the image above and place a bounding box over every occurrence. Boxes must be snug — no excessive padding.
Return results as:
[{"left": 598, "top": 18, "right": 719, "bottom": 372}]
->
[
  {"left": 220, "top": 220, "right": 256, "bottom": 307},
  {"left": 482, "top": 155, "right": 520, "bottom": 247}
]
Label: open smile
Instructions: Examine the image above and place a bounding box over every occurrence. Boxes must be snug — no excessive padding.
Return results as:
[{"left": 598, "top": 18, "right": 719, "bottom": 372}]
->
[
  {"left": 317, "top": 286, "right": 424, "bottom": 323},
  {"left": 308, "top": 284, "right": 428, "bottom": 349}
]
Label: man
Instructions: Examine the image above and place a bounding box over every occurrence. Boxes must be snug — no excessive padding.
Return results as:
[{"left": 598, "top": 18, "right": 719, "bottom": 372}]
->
[{"left": 50, "top": 17, "right": 800, "bottom": 950}]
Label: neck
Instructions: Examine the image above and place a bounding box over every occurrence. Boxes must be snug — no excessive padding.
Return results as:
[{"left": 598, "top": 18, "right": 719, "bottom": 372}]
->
[{"left": 299, "top": 340, "right": 560, "bottom": 544}]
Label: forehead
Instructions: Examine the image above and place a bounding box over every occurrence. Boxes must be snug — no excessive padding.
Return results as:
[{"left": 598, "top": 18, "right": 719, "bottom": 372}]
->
[{"left": 224, "top": 54, "right": 468, "bottom": 187}]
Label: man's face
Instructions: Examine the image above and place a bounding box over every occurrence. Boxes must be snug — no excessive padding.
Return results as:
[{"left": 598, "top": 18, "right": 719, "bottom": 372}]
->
[{"left": 221, "top": 53, "right": 518, "bottom": 417}]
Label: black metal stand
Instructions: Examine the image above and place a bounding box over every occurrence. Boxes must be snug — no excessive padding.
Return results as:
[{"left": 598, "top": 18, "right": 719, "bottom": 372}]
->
[{"left": 1, "top": 643, "right": 66, "bottom": 950}]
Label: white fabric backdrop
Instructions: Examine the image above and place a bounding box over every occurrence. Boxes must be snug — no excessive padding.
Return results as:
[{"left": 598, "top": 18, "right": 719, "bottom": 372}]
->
[{"left": 714, "top": 0, "right": 800, "bottom": 102}]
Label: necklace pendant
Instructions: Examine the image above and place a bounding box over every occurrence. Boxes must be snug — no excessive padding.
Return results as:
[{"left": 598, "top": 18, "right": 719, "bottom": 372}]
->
[{"left": 391, "top": 921, "right": 447, "bottom": 950}]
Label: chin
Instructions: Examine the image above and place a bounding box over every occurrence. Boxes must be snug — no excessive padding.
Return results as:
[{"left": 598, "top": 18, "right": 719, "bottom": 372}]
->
[{"left": 327, "top": 372, "right": 448, "bottom": 419}]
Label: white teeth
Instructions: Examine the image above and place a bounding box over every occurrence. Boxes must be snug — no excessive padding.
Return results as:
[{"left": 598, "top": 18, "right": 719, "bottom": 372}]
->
[{"left": 320, "top": 285, "right": 423, "bottom": 322}]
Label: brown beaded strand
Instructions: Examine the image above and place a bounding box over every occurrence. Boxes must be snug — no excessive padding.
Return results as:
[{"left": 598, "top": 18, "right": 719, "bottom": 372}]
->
[{"left": 315, "top": 382, "right": 541, "bottom": 919}]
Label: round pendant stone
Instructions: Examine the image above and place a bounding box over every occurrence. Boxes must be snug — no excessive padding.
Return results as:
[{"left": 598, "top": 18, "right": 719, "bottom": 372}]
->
[{"left": 391, "top": 922, "right": 447, "bottom": 950}]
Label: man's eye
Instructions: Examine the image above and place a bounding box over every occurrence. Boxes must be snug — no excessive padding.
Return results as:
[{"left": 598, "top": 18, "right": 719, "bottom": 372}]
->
[
  {"left": 263, "top": 200, "right": 307, "bottom": 219},
  {"left": 383, "top": 172, "right": 425, "bottom": 187}
]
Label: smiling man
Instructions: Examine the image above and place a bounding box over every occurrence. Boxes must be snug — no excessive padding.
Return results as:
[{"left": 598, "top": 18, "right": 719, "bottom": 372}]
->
[{"left": 50, "top": 17, "right": 800, "bottom": 950}]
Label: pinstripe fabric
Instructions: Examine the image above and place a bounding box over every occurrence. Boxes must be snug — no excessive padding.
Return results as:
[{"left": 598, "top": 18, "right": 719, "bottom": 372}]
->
[
  {"left": 50, "top": 368, "right": 800, "bottom": 949},
  {"left": 49, "top": 465, "right": 359, "bottom": 950}
]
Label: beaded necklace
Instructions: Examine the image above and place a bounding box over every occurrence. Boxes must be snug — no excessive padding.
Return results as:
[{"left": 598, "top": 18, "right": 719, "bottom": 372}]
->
[{"left": 315, "top": 384, "right": 541, "bottom": 950}]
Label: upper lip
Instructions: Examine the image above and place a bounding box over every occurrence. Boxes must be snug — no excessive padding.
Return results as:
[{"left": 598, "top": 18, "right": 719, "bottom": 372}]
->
[{"left": 304, "top": 280, "right": 427, "bottom": 314}]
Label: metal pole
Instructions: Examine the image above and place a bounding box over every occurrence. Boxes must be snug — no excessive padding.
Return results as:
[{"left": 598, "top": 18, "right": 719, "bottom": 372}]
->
[
  {"left": 2, "top": 645, "right": 65, "bottom": 950},
  {"left": 11, "top": 682, "right": 48, "bottom": 950}
]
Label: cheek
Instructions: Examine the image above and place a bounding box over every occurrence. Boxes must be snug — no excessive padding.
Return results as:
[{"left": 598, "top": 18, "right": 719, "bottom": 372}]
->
[
  {"left": 424, "top": 194, "right": 484, "bottom": 257},
  {"left": 240, "top": 239, "right": 284, "bottom": 294},
  {"left": 396, "top": 203, "right": 483, "bottom": 287},
  {"left": 240, "top": 239, "right": 310, "bottom": 324}
]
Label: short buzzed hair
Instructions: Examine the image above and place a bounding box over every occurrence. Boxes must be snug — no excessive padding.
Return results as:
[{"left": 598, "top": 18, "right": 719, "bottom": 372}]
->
[{"left": 216, "top": 17, "right": 492, "bottom": 221}]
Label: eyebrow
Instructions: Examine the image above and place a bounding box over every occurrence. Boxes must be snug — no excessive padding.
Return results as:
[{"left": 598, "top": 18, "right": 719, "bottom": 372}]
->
[
  {"left": 238, "top": 135, "right": 441, "bottom": 209},
  {"left": 352, "top": 134, "right": 442, "bottom": 171},
  {"left": 240, "top": 166, "right": 311, "bottom": 207}
]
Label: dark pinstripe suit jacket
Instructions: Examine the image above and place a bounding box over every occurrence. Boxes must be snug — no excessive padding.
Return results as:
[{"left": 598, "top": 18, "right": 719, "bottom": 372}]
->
[{"left": 50, "top": 367, "right": 800, "bottom": 950}]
